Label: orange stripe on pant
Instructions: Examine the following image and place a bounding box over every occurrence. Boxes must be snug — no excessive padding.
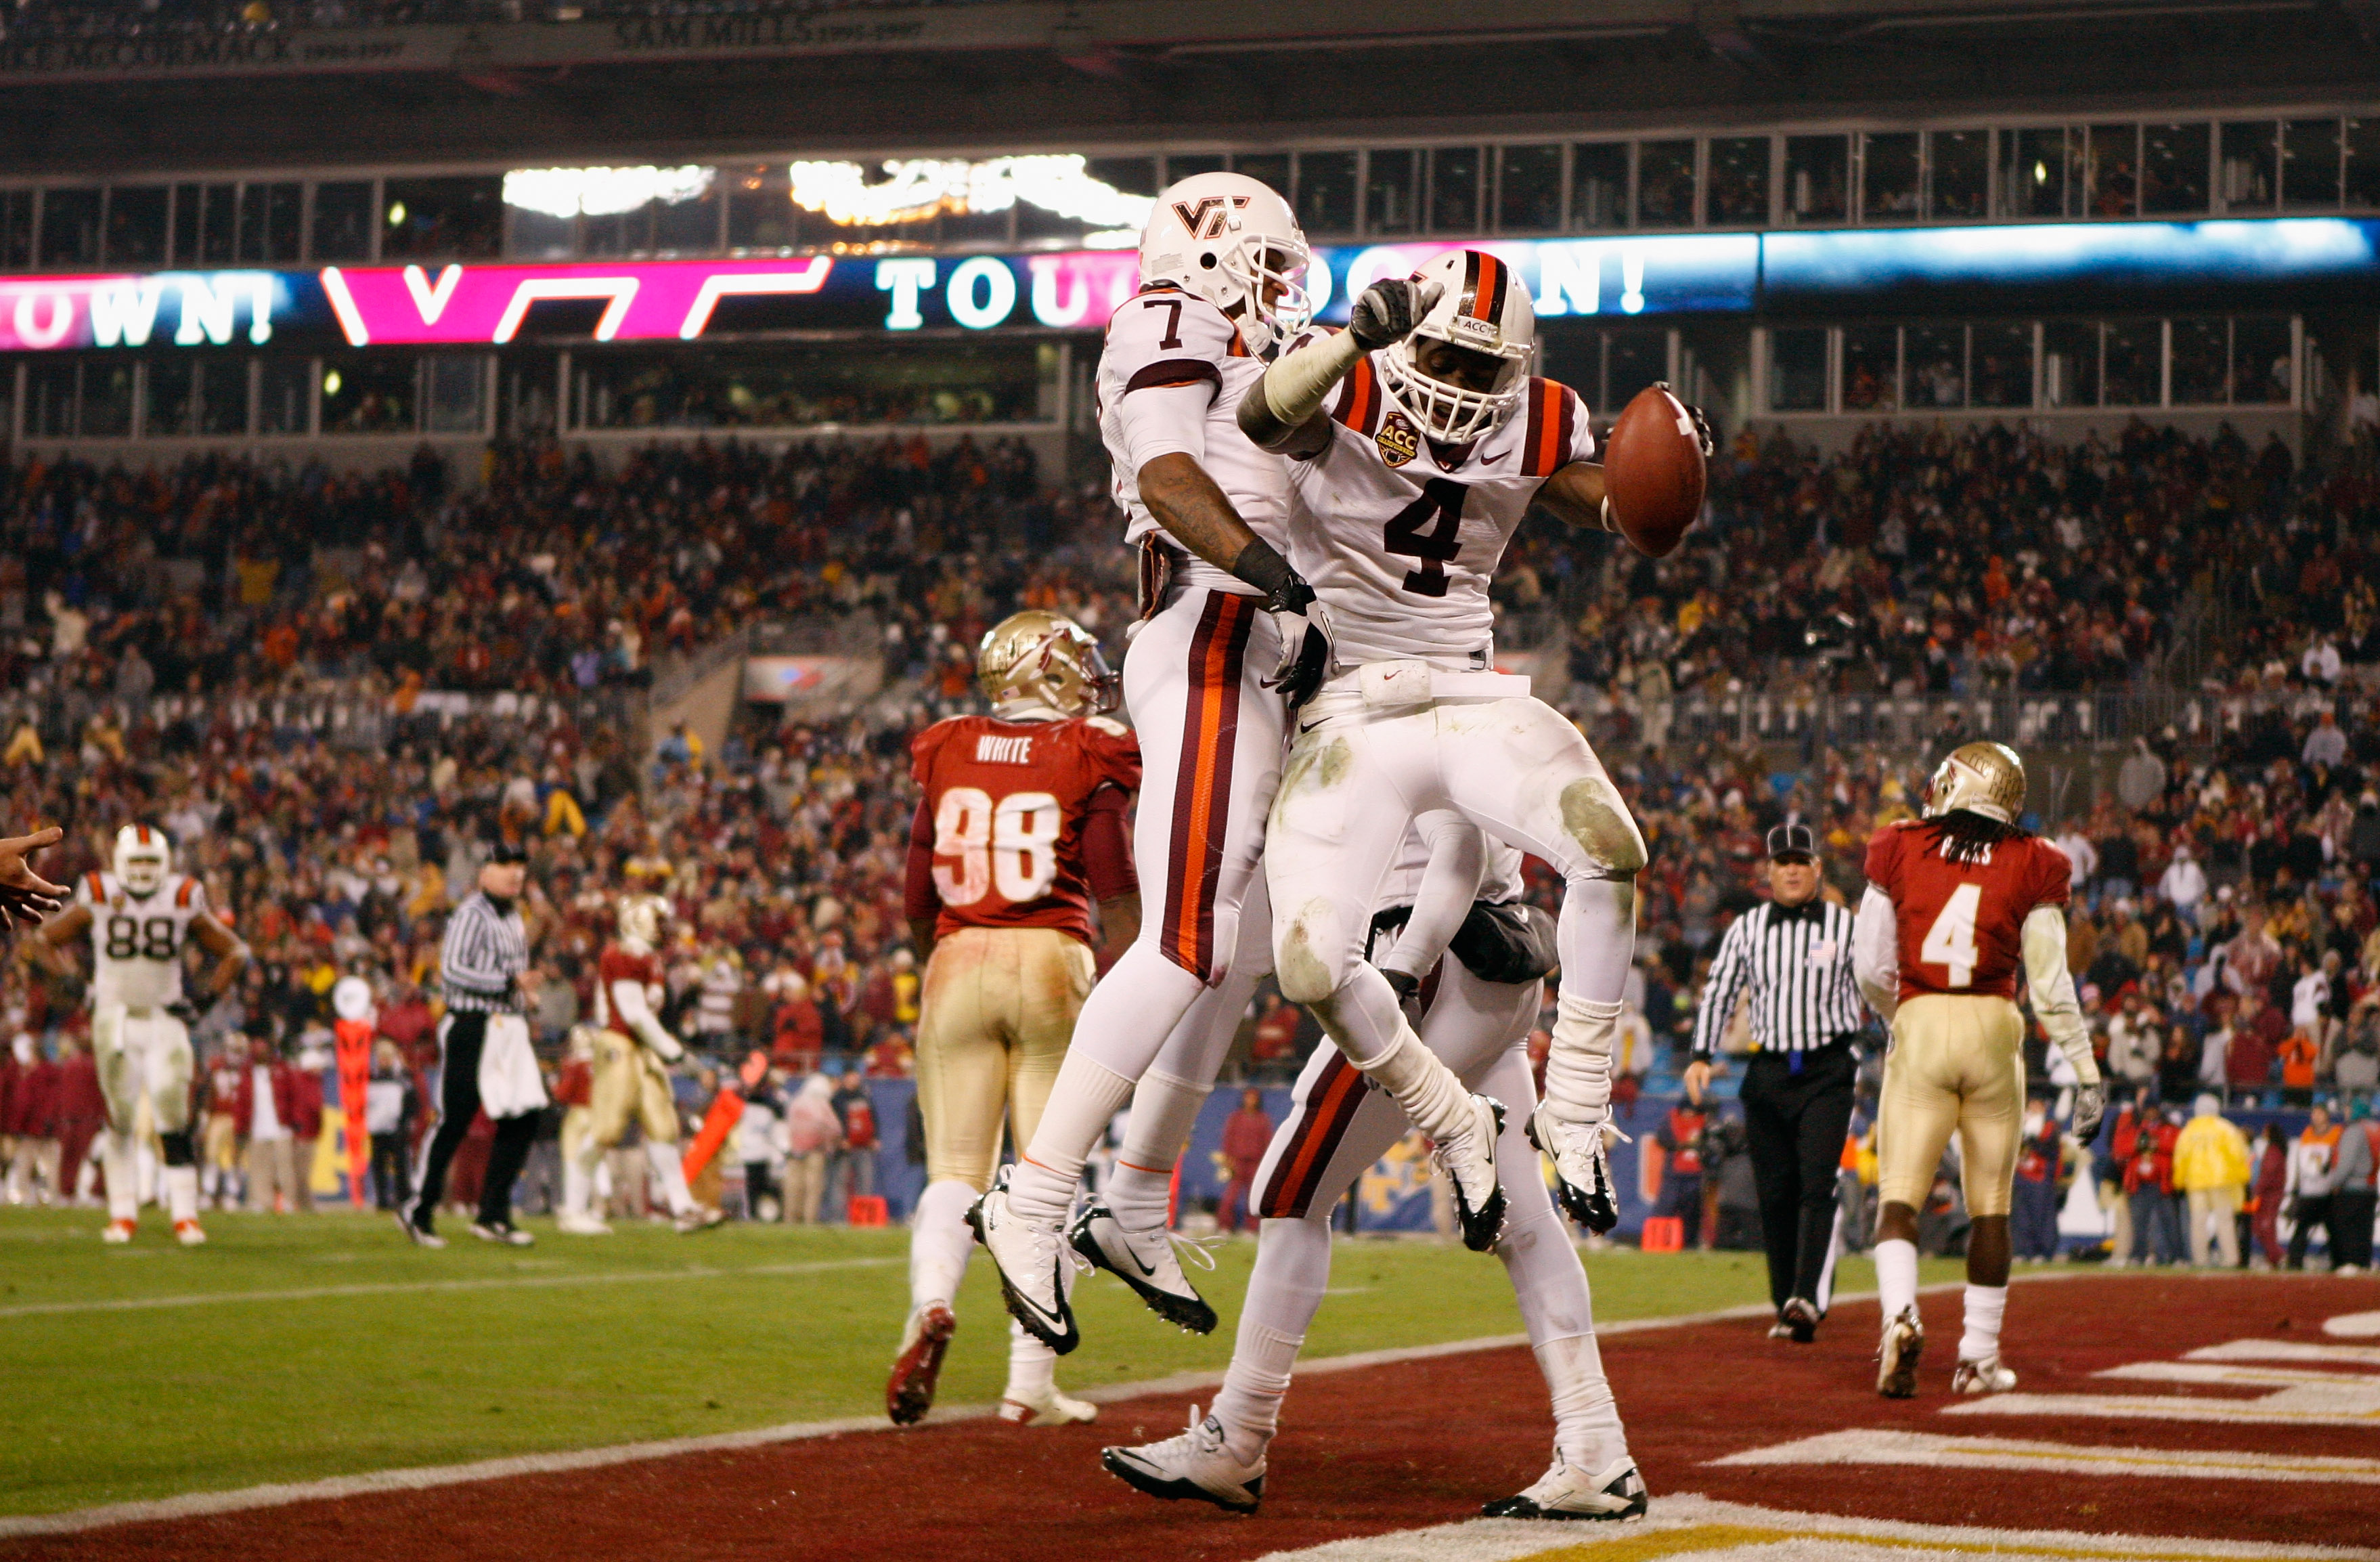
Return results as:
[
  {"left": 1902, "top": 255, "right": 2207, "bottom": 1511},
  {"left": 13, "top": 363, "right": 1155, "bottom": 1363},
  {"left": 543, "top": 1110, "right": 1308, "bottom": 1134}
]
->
[
  {"left": 1160, "top": 592, "right": 1252, "bottom": 978},
  {"left": 1256, "top": 1054, "right": 1368, "bottom": 1220}
]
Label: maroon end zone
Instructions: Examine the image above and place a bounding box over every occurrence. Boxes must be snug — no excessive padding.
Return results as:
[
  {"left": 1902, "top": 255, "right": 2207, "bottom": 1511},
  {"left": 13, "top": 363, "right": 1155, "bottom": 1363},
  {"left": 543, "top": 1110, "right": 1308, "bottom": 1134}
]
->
[{"left": 11, "top": 1276, "right": 2373, "bottom": 1562}]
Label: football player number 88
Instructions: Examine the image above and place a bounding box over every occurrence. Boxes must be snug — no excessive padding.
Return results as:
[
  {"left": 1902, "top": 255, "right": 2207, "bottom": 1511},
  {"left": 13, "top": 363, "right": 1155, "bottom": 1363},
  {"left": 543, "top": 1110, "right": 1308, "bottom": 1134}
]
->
[
  {"left": 104, "top": 915, "right": 179, "bottom": 961},
  {"left": 1919, "top": 884, "right": 1983, "bottom": 989},
  {"left": 932, "top": 788, "right": 1063, "bottom": 906}
]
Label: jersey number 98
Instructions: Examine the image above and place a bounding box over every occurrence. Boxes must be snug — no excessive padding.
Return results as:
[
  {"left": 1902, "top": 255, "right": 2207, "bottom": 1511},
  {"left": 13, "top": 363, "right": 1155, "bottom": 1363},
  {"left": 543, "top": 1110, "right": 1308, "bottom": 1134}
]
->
[
  {"left": 933, "top": 789, "right": 1062, "bottom": 907},
  {"left": 105, "top": 916, "right": 179, "bottom": 961}
]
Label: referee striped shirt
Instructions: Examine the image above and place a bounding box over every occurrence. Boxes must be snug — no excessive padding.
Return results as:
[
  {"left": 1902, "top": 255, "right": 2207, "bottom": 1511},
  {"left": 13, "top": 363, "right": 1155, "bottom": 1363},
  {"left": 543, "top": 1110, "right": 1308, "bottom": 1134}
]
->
[
  {"left": 1689, "top": 898, "right": 1866, "bottom": 1060},
  {"left": 441, "top": 890, "right": 529, "bottom": 1014}
]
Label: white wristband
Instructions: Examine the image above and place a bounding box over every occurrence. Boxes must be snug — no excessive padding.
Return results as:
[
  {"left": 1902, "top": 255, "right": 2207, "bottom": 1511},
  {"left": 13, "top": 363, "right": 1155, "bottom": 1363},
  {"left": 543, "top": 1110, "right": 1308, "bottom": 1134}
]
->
[{"left": 1261, "top": 330, "right": 1365, "bottom": 429}]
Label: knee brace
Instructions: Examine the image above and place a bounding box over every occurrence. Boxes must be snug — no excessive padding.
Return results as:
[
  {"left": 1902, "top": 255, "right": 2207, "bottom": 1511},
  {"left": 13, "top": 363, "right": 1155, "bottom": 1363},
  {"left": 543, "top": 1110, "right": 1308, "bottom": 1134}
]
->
[{"left": 160, "top": 1131, "right": 196, "bottom": 1168}]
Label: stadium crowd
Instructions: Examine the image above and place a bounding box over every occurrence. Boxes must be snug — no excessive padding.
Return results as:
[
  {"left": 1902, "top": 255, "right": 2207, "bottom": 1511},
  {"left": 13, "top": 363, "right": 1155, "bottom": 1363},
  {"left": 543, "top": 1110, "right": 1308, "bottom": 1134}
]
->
[{"left": 0, "top": 417, "right": 2375, "bottom": 1265}]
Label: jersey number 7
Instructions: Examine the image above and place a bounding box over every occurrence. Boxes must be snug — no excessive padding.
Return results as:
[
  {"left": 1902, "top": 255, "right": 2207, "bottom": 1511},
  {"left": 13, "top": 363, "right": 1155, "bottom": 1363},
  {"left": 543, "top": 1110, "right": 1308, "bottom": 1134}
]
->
[{"left": 1383, "top": 479, "right": 1467, "bottom": 598}]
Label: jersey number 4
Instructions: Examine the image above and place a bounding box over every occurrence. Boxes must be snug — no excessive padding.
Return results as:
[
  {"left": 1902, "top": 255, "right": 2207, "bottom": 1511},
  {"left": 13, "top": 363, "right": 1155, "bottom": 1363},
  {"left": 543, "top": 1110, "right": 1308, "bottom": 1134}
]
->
[
  {"left": 1383, "top": 479, "right": 1467, "bottom": 598},
  {"left": 105, "top": 915, "right": 179, "bottom": 961},
  {"left": 1919, "top": 884, "right": 1983, "bottom": 989},
  {"left": 934, "top": 788, "right": 1061, "bottom": 907}
]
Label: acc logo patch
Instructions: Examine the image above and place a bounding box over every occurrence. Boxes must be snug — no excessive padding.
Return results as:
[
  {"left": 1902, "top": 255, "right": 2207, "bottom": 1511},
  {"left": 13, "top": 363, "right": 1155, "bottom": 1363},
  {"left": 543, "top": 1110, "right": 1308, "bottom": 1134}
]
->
[{"left": 1375, "top": 413, "right": 1420, "bottom": 469}]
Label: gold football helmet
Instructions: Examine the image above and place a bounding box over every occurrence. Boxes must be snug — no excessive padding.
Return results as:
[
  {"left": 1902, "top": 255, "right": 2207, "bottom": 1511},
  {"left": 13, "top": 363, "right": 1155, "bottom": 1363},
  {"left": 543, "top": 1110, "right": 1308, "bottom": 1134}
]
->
[
  {"left": 1924, "top": 741, "right": 2026, "bottom": 825},
  {"left": 617, "top": 892, "right": 669, "bottom": 955},
  {"left": 977, "top": 611, "right": 1118, "bottom": 718}
]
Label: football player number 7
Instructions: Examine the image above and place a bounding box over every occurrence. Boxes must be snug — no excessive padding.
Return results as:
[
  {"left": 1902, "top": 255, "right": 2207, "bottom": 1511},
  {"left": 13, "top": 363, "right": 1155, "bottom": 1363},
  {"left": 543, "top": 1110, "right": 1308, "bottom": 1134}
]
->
[
  {"left": 1920, "top": 884, "right": 1983, "bottom": 989},
  {"left": 933, "top": 788, "right": 1061, "bottom": 905}
]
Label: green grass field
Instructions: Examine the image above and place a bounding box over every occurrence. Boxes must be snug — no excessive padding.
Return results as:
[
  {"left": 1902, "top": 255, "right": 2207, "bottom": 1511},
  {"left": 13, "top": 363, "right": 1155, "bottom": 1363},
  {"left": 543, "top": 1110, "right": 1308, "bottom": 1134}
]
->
[{"left": 0, "top": 1207, "right": 1964, "bottom": 1518}]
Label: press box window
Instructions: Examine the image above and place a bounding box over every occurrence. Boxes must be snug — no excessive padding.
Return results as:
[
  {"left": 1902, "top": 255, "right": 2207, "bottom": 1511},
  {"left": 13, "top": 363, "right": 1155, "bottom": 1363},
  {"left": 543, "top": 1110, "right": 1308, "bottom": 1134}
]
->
[
  {"left": 1782, "top": 137, "right": 1847, "bottom": 225},
  {"left": 311, "top": 181, "right": 376, "bottom": 261},
  {"left": 1294, "top": 152, "right": 1357, "bottom": 236},
  {"left": 1767, "top": 328, "right": 1828, "bottom": 413},
  {"left": 1570, "top": 144, "right": 1629, "bottom": 231},
  {"left": 382, "top": 177, "right": 502, "bottom": 261},
  {"left": 1861, "top": 134, "right": 1921, "bottom": 222},
  {"left": 1496, "top": 145, "right": 1564, "bottom": 233},
  {"left": 1635, "top": 141, "right": 1695, "bottom": 227},
  {"left": 1706, "top": 137, "right": 1769, "bottom": 225},
  {"left": 321, "top": 355, "right": 418, "bottom": 433},
  {"left": 1928, "top": 131, "right": 1988, "bottom": 219}
]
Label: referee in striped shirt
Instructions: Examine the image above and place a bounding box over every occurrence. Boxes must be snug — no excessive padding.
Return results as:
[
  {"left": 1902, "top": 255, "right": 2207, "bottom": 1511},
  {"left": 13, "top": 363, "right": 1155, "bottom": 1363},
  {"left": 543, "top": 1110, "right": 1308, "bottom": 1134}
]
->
[
  {"left": 1685, "top": 823, "right": 1868, "bottom": 1343},
  {"left": 401, "top": 842, "right": 543, "bottom": 1249}
]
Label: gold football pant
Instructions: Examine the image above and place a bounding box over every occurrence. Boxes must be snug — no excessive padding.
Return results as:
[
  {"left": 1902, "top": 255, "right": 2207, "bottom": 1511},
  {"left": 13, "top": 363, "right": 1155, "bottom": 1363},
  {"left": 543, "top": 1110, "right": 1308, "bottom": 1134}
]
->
[
  {"left": 914, "top": 926, "right": 1096, "bottom": 1192},
  {"left": 1876, "top": 993, "right": 2024, "bottom": 1219},
  {"left": 588, "top": 1029, "right": 679, "bottom": 1148}
]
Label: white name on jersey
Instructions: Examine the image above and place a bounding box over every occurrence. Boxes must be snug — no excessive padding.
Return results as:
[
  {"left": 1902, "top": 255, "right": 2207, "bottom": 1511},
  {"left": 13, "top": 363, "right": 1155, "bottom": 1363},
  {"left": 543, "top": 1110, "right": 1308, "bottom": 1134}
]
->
[{"left": 975, "top": 735, "right": 1034, "bottom": 766}]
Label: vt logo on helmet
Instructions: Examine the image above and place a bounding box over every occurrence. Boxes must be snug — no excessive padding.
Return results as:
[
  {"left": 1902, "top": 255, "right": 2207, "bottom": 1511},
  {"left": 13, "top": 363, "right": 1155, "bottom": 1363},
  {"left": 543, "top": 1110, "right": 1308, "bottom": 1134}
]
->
[
  {"left": 1138, "top": 171, "right": 1311, "bottom": 356},
  {"left": 1376, "top": 250, "right": 1536, "bottom": 445}
]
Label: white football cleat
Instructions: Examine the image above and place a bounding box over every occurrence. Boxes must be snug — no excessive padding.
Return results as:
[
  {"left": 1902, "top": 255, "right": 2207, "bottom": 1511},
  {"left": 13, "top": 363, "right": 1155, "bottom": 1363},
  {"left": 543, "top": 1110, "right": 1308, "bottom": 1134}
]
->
[
  {"left": 556, "top": 1212, "right": 613, "bottom": 1236},
  {"left": 1101, "top": 1406, "right": 1264, "bottom": 1513},
  {"left": 1070, "top": 1200, "right": 1217, "bottom": 1334},
  {"left": 967, "top": 1166, "right": 1078, "bottom": 1353},
  {"left": 102, "top": 1218, "right": 135, "bottom": 1244},
  {"left": 1952, "top": 1354, "right": 2019, "bottom": 1395},
  {"left": 674, "top": 1206, "right": 727, "bottom": 1234},
  {"left": 173, "top": 1219, "right": 206, "bottom": 1246},
  {"left": 1481, "top": 1454, "right": 1650, "bottom": 1521},
  {"left": 886, "top": 1302, "right": 956, "bottom": 1427},
  {"left": 999, "top": 1383, "right": 1098, "bottom": 1427},
  {"left": 1528, "top": 1104, "right": 1623, "bottom": 1235},
  {"left": 1877, "top": 1306, "right": 1924, "bottom": 1399},
  {"left": 1433, "top": 1094, "right": 1508, "bottom": 1252}
]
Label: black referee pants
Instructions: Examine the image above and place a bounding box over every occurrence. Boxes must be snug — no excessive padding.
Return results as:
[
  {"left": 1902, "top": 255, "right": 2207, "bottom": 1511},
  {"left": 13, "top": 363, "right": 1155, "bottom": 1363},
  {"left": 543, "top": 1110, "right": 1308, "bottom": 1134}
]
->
[
  {"left": 1740, "top": 1042, "right": 1857, "bottom": 1314},
  {"left": 411, "top": 1012, "right": 539, "bottom": 1231}
]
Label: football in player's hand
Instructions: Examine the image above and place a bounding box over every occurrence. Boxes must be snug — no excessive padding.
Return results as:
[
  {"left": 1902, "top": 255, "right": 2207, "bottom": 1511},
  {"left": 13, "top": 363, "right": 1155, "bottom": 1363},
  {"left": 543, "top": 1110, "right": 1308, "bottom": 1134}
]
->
[{"left": 1601, "top": 385, "right": 1707, "bottom": 558}]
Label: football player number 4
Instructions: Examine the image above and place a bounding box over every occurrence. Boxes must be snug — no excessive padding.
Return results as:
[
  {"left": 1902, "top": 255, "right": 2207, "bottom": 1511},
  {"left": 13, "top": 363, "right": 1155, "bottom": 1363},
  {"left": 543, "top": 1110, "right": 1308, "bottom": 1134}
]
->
[
  {"left": 933, "top": 788, "right": 1061, "bottom": 906},
  {"left": 1383, "top": 479, "right": 1467, "bottom": 598},
  {"left": 1920, "top": 884, "right": 1983, "bottom": 989}
]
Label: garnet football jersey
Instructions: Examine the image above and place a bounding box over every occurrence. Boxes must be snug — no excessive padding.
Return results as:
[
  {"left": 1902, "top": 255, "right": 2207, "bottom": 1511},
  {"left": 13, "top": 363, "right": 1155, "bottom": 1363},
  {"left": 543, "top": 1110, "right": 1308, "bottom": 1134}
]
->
[
  {"left": 910, "top": 714, "right": 1142, "bottom": 945},
  {"left": 594, "top": 945, "right": 665, "bottom": 1031},
  {"left": 1864, "top": 819, "right": 2071, "bottom": 1002},
  {"left": 1281, "top": 341, "right": 1596, "bottom": 671}
]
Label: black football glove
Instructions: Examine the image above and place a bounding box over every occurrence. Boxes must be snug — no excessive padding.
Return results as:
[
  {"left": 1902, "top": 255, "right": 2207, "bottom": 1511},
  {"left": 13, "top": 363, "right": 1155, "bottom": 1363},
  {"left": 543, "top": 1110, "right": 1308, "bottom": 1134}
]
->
[
  {"left": 1653, "top": 382, "right": 1716, "bottom": 458},
  {"left": 1262, "top": 580, "right": 1334, "bottom": 711},
  {"left": 1347, "top": 278, "right": 1446, "bottom": 353}
]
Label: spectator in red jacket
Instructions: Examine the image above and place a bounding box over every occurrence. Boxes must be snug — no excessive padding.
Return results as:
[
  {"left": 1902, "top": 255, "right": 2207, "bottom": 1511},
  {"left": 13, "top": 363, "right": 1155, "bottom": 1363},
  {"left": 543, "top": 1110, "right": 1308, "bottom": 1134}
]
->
[
  {"left": 5, "top": 1033, "right": 62, "bottom": 1205},
  {"left": 234, "top": 1033, "right": 304, "bottom": 1215},
  {"left": 1217, "top": 1087, "right": 1275, "bottom": 1234},
  {"left": 2226, "top": 993, "right": 2278, "bottom": 1096},
  {"left": 2124, "top": 1106, "right": 2184, "bottom": 1265},
  {"left": 52, "top": 1036, "right": 104, "bottom": 1204}
]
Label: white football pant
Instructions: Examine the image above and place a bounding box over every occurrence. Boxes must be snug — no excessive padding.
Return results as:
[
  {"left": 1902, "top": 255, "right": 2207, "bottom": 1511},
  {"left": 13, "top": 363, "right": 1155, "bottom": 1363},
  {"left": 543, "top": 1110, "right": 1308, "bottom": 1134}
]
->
[
  {"left": 1215, "top": 957, "right": 1628, "bottom": 1472},
  {"left": 92, "top": 1005, "right": 200, "bottom": 1225}
]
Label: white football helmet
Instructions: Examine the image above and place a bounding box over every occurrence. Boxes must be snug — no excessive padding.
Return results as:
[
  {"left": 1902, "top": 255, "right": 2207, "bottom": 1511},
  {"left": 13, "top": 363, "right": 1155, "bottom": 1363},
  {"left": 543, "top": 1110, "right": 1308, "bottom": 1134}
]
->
[
  {"left": 619, "top": 892, "right": 669, "bottom": 955},
  {"left": 1378, "top": 249, "right": 1536, "bottom": 443},
  {"left": 112, "top": 824, "right": 170, "bottom": 896},
  {"left": 1137, "top": 171, "right": 1311, "bottom": 355}
]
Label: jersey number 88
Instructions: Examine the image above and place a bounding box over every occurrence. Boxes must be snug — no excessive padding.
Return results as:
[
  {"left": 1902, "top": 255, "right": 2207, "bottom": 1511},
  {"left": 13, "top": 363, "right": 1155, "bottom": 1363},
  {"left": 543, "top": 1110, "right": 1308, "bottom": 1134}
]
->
[{"left": 105, "top": 916, "right": 180, "bottom": 961}]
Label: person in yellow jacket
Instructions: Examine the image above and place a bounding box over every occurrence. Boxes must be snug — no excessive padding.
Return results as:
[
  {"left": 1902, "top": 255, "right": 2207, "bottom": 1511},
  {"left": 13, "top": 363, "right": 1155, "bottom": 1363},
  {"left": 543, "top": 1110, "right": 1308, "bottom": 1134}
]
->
[{"left": 2173, "top": 1093, "right": 2251, "bottom": 1269}]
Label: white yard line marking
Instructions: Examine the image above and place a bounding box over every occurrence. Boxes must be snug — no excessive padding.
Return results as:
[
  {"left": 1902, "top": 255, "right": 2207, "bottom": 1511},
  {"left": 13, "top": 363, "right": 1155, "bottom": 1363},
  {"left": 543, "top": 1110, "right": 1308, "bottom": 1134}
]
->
[
  {"left": 2191, "top": 1339, "right": 2380, "bottom": 1367},
  {"left": 1943, "top": 1391, "right": 2380, "bottom": 1427},
  {"left": 0, "top": 1257, "right": 901, "bottom": 1319},
  {"left": 1710, "top": 1428, "right": 2380, "bottom": 1485},
  {"left": 1246, "top": 1492, "right": 2380, "bottom": 1562}
]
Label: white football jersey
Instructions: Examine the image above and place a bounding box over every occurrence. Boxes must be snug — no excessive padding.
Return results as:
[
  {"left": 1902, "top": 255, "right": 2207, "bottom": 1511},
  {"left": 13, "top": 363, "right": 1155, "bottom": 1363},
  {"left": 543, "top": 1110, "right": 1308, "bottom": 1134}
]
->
[
  {"left": 1283, "top": 345, "right": 1595, "bottom": 670},
  {"left": 1097, "top": 284, "right": 1290, "bottom": 595},
  {"left": 79, "top": 870, "right": 207, "bottom": 1010}
]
